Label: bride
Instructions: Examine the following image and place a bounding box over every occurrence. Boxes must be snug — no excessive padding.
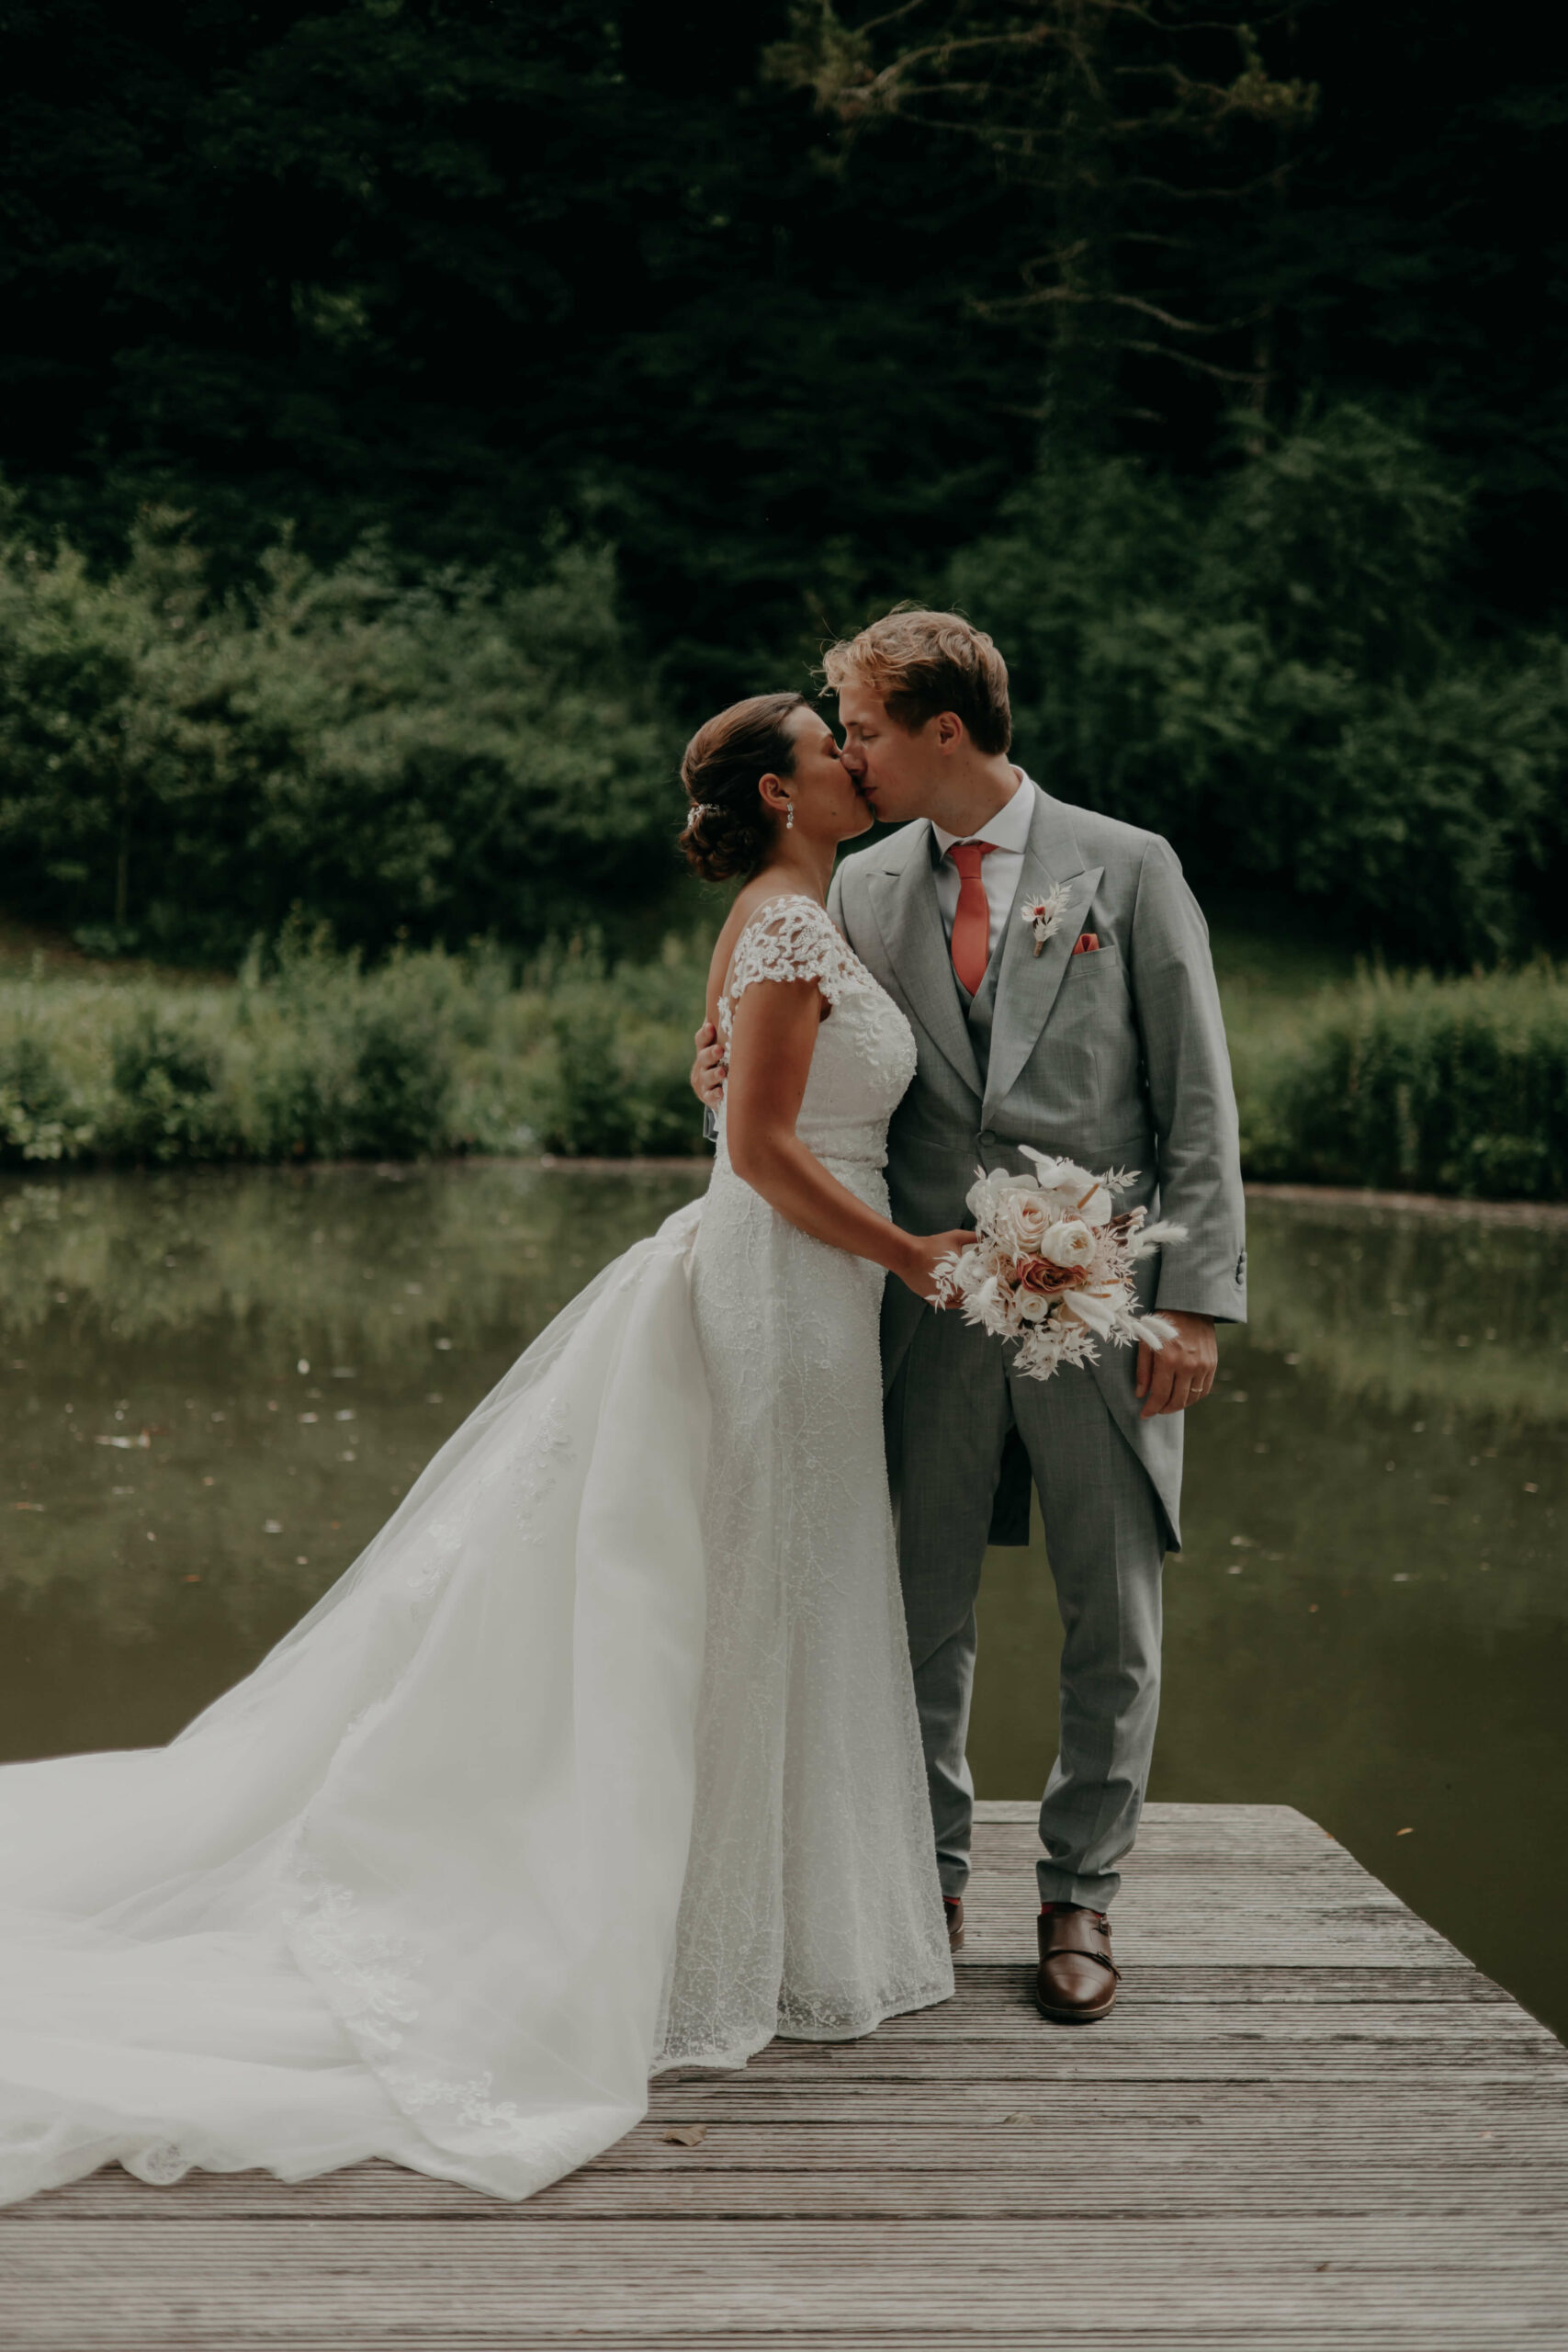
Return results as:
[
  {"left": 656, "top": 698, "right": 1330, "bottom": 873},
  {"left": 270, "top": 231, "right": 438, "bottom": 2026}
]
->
[{"left": 0, "top": 691, "right": 967, "bottom": 2206}]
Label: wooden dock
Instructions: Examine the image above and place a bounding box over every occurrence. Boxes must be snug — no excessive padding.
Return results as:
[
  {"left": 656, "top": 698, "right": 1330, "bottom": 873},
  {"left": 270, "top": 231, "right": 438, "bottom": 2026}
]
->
[{"left": 6, "top": 1801, "right": 1566, "bottom": 2348}]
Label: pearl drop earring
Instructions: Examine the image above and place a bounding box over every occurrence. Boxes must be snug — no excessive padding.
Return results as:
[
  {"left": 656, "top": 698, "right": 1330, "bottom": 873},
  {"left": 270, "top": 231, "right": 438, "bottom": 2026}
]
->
[{"left": 784, "top": 801, "right": 795, "bottom": 830}]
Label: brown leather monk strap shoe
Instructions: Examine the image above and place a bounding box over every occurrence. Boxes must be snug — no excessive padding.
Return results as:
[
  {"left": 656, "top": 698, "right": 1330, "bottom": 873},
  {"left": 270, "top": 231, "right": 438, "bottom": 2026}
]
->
[
  {"left": 944, "top": 1896, "right": 965, "bottom": 1951},
  {"left": 1035, "top": 1902, "right": 1120, "bottom": 2022}
]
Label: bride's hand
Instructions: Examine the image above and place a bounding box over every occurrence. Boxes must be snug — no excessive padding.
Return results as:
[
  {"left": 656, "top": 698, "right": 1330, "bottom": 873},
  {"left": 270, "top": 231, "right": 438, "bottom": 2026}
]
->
[
  {"left": 690, "top": 1021, "right": 727, "bottom": 1110},
  {"left": 897, "top": 1229, "right": 973, "bottom": 1306}
]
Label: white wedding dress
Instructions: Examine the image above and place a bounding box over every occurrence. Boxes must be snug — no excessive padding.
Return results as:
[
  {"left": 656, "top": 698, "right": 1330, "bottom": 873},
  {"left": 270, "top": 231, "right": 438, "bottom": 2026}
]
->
[{"left": 0, "top": 895, "right": 950, "bottom": 2206}]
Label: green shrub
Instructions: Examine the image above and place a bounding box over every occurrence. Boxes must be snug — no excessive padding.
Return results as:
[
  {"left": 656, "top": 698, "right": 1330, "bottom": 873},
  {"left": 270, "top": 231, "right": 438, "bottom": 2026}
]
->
[
  {"left": 1247, "top": 961, "right": 1568, "bottom": 1200},
  {"left": 102, "top": 1009, "right": 229, "bottom": 1164},
  {"left": 3, "top": 923, "right": 1564, "bottom": 1197},
  {"left": 534, "top": 990, "right": 704, "bottom": 1158},
  {"left": 0, "top": 1029, "right": 95, "bottom": 1162},
  {"left": 235, "top": 928, "right": 466, "bottom": 1159},
  {"left": 0, "top": 930, "right": 712, "bottom": 1169},
  {"left": 0, "top": 510, "right": 683, "bottom": 961},
  {"left": 524, "top": 937, "right": 710, "bottom": 1158}
]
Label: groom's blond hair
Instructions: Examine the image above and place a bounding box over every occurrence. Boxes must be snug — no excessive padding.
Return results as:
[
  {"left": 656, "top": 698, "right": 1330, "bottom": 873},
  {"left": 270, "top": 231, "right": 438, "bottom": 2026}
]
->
[{"left": 820, "top": 608, "right": 1012, "bottom": 756}]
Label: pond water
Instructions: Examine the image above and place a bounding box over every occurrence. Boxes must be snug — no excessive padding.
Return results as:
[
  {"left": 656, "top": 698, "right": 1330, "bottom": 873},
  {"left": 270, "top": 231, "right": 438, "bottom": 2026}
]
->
[{"left": 2, "top": 1165, "right": 1563, "bottom": 2036}]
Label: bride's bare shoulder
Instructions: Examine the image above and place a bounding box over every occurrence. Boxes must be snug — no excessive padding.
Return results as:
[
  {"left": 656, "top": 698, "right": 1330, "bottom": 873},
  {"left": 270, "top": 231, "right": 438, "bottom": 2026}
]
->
[{"left": 705, "top": 885, "right": 768, "bottom": 1023}]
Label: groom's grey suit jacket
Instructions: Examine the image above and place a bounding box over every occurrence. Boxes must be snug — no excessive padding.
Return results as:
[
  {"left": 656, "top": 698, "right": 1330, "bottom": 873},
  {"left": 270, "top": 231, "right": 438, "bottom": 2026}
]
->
[{"left": 827, "top": 781, "right": 1246, "bottom": 1545}]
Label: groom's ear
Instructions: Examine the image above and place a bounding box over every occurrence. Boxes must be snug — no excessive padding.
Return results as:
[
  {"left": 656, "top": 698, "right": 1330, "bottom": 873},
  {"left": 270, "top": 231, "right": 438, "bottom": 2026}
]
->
[{"left": 932, "top": 711, "right": 965, "bottom": 754}]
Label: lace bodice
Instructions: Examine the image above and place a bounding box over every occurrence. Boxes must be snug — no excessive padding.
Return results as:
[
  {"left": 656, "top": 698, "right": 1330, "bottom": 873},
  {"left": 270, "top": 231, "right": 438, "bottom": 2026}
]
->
[{"left": 716, "top": 895, "right": 917, "bottom": 1170}]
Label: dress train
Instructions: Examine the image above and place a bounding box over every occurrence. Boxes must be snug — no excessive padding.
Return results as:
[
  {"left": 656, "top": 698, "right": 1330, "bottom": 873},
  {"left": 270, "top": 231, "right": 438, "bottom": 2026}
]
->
[{"left": 0, "top": 1206, "right": 710, "bottom": 2203}]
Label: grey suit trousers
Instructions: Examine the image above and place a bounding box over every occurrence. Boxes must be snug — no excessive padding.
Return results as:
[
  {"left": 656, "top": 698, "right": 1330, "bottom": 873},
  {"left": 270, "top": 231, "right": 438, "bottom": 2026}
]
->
[{"left": 885, "top": 1305, "right": 1166, "bottom": 1912}]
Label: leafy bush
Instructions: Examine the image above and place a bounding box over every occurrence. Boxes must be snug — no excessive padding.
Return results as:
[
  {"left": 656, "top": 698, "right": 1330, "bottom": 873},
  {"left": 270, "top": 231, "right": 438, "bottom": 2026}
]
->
[
  {"left": 0, "top": 931, "right": 712, "bottom": 1170},
  {"left": 4, "top": 925, "right": 1565, "bottom": 1198},
  {"left": 103, "top": 1011, "right": 225, "bottom": 1164},
  {"left": 531, "top": 1002, "right": 699, "bottom": 1159},
  {"left": 1243, "top": 960, "right": 1568, "bottom": 1200},
  {"left": 235, "top": 927, "right": 467, "bottom": 1160},
  {"left": 0, "top": 1028, "right": 94, "bottom": 1162},
  {"left": 952, "top": 406, "right": 1568, "bottom": 963},
  {"left": 0, "top": 506, "right": 683, "bottom": 962}
]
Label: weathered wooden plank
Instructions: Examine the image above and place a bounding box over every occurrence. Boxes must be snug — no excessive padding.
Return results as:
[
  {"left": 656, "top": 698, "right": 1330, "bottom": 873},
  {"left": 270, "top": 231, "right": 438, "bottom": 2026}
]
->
[
  {"left": 639, "top": 2060, "right": 1568, "bottom": 2117},
  {"left": 967, "top": 1849, "right": 1404, "bottom": 1888},
  {"left": 956, "top": 1908, "right": 1459, "bottom": 1966},
  {"left": 740, "top": 2001, "right": 1556, "bottom": 2050},
  {"left": 651, "top": 2054, "right": 1558, "bottom": 2089},
  {"left": 28, "top": 2122, "right": 1567, "bottom": 2224},
  {"left": 972, "top": 1829, "right": 1347, "bottom": 1859},
  {"left": 23, "top": 2101, "right": 1567, "bottom": 2223},
  {"left": 641, "top": 2078, "right": 1562, "bottom": 2125},
  {"left": 976, "top": 1798, "right": 1334, "bottom": 1845},
  {"left": 65, "top": 2339, "right": 1530, "bottom": 2352},
  {"left": 5, "top": 2216, "right": 1565, "bottom": 2346},
  {"left": 23, "top": 2170, "right": 1567, "bottom": 2224},
  {"left": 876, "top": 1965, "right": 1513, "bottom": 2008},
  {"left": 7, "top": 2339, "right": 1531, "bottom": 2352},
  {"left": 963, "top": 1855, "right": 1430, "bottom": 1901}
]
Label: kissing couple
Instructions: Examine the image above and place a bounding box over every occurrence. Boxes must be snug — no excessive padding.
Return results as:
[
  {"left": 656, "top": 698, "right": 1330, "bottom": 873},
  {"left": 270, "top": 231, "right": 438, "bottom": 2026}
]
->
[{"left": 0, "top": 609, "right": 1245, "bottom": 2207}]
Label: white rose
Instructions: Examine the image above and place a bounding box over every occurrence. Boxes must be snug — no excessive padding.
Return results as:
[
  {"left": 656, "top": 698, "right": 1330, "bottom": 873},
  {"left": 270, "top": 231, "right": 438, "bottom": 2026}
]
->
[
  {"left": 968, "top": 1169, "right": 1026, "bottom": 1228},
  {"left": 1039, "top": 1217, "right": 1097, "bottom": 1270},
  {"left": 987, "top": 1176, "right": 1050, "bottom": 1255},
  {"left": 1009, "top": 1192, "right": 1054, "bottom": 1250}
]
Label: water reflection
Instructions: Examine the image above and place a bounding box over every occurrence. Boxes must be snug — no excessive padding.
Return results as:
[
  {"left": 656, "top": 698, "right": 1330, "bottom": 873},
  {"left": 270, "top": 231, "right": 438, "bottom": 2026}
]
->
[
  {"left": 2, "top": 1172, "right": 1563, "bottom": 2034},
  {"left": 0, "top": 1165, "right": 705, "bottom": 1748}
]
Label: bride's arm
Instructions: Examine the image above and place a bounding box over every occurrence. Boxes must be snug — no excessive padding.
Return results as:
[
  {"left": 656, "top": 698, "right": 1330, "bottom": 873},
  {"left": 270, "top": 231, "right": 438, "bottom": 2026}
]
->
[{"left": 724, "top": 978, "right": 966, "bottom": 1301}]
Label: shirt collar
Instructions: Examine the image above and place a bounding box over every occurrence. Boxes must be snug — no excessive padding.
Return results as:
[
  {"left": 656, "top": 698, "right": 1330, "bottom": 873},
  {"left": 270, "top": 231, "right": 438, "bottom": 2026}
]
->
[{"left": 931, "top": 770, "right": 1036, "bottom": 859}]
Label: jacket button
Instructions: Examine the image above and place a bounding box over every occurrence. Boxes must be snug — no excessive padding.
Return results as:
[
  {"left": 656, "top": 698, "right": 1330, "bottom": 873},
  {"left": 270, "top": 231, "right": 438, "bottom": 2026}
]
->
[{"left": 978, "top": 1130, "right": 995, "bottom": 1149}]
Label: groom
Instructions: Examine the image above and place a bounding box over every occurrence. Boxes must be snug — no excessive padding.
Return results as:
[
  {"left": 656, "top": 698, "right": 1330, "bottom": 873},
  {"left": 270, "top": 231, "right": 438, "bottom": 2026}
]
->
[{"left": 694, "top": 609, "right": 1246, "bottom": 2022}]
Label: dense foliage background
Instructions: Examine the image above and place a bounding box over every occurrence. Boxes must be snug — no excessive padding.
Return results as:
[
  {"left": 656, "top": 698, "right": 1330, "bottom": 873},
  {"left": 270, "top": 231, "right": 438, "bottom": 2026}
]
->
[{"left": 2, "top": 0, "right": 1564, "bottom": 966}]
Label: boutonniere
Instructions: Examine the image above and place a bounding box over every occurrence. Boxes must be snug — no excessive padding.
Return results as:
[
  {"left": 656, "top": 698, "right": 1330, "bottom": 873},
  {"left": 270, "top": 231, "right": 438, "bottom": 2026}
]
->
[{"left": 1021, "top": 884, "right": 1072, "bottom": 956}]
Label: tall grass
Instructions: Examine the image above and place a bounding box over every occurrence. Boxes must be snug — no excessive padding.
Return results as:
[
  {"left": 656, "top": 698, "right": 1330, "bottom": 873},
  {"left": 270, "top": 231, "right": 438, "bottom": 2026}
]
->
[
  {"left": 1247, "top": 960, "right": 1568, "bottom": 1201},
  {"left": 4, "top": 931, "right": 1564, "bottom": 1201},
  {"left": 0, "top": 928, "right": 713, "bottom": 1168}
]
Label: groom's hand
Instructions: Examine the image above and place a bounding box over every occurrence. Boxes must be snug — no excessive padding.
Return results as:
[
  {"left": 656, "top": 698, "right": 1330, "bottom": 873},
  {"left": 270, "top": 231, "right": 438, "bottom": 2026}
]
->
[
  {"left": 1136, "top": 1310, "right": 1217, "bottom": 1418},
  {"left": 691, "top": 1022, "right": 727, "bottom": 1109}
]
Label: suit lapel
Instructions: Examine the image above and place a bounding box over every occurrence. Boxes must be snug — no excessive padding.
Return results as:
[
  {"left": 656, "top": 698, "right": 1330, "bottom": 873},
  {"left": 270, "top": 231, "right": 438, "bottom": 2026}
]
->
[
  {"left": 983, "top": 789, "right": 1102, "bottom": 1117},
  {"left": 866, "top": 828, "right": 984, "bottom": 1102}
]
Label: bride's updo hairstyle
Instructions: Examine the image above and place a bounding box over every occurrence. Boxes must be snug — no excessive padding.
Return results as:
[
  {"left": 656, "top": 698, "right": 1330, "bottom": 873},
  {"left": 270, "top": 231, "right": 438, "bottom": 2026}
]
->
[{"left": 679, "top": 691, "right": 808, "bottom": 883}]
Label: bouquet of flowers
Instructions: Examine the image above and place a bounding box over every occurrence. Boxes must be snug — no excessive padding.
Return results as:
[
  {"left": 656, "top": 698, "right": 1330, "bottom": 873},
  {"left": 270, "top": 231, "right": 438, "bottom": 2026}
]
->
[{"left": 933, "top": 1149, "right": 1187, "bottom": 1383}]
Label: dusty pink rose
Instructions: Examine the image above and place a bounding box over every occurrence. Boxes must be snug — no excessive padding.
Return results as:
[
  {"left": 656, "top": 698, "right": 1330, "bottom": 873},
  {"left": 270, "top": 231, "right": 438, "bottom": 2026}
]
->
[{"left": 1015, "top": 1255, "right": 1090, "bottom": 1299}]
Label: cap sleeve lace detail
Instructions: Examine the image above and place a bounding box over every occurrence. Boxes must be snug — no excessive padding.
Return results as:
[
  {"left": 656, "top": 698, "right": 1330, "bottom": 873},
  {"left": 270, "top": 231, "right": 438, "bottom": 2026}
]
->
[{"left": 718, "top": 897, "right": 858, "bottom": 1042}]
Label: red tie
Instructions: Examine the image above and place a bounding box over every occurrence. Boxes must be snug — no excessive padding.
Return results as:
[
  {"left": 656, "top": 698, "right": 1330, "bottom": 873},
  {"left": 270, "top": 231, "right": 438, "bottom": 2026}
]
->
[{"left": 948, "top": 841, "right": 996, "bottom": 997}]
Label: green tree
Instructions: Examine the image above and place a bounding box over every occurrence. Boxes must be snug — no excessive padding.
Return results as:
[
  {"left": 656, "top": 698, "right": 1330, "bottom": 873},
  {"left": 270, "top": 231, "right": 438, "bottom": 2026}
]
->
[
  {"left": 953, "top": 407, "right": 1568, "bottom": 960},
  {"left": 0, "top": 507, "right": 680, "bottom": 956},
  {"left": 765, "top": 0, "right": 1317, "bottom": 439}
]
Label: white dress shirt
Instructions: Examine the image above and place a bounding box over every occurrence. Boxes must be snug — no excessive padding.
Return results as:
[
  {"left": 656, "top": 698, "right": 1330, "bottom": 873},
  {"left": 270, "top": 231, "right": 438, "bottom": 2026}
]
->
[{"left": 931, "top": 769, "right": 1035, "bottom": 968}]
